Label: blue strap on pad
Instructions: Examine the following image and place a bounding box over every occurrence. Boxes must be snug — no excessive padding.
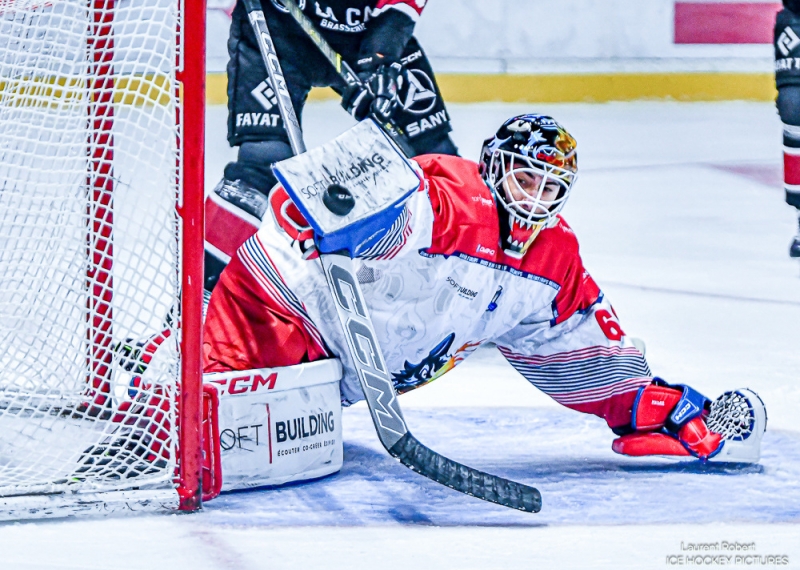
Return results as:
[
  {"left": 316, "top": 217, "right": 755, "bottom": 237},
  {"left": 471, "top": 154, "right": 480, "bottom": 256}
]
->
[{"left": 652, "top": 378, "right": 711, "bottom": 433}]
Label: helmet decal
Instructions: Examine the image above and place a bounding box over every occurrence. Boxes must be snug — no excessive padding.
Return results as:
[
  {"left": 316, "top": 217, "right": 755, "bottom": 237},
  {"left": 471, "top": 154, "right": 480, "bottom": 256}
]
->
[{"left": 507, "top": 119, "right": 532, "bottom": 134}]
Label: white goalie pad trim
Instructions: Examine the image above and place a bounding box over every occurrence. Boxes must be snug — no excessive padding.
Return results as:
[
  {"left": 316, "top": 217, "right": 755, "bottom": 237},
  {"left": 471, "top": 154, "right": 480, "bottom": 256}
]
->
[
  {"left": 204, "top": 241, "right": 232, "bottom": 264},
  {"left": 204, "top": 359, "right": 344, "bottom": 492},
  {"left": 204, "top": 359, "right": 342, "bottom": 396}
]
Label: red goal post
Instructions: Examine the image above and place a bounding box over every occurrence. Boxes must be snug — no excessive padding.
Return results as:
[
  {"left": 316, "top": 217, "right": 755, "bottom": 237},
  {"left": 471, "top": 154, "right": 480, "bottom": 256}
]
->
[{"left": 0, "top": 0, "right": 208, "bottom": 518}]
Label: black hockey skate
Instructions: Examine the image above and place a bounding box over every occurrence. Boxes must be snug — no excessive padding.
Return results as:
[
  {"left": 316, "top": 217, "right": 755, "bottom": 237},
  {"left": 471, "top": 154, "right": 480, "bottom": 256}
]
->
[{"left": 791, "top": 215, "right": 800, "bottom": 258}]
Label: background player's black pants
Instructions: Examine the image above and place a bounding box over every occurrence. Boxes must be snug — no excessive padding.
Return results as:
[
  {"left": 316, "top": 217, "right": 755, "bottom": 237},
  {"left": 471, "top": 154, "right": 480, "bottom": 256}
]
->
[
  {"left": 222, "top": 0, "right": 458, "bottom": 194},
  {"left": 778, "top": 86, "right": 800, "bottom": 210}
]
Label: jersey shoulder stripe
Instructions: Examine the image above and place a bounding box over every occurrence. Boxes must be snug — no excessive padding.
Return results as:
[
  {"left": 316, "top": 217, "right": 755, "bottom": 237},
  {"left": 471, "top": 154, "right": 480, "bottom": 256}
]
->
[{"left": 239, "top": 235, "right": 327, "bottom": 352}]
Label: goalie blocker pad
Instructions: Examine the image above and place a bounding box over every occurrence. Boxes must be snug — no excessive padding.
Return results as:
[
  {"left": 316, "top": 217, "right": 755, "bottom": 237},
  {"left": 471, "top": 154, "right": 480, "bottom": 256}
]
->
[
  {"left": 272, "top": 119, "right": 422, "bottom": 257},
  {"left": 203, "top": 359, "right": 343, "bottom": 492}
]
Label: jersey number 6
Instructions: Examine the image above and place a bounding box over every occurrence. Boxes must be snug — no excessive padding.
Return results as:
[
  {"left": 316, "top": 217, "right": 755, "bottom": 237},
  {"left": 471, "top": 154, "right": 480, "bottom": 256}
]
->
[{"left": 595, "top": 309, "right": 624, "bottom": 341}]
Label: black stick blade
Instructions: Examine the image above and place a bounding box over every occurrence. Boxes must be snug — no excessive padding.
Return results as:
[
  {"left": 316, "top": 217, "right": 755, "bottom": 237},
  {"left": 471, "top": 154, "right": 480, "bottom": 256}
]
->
[{"left": 388, "top": 432, "right": 542, "bottom": 513}]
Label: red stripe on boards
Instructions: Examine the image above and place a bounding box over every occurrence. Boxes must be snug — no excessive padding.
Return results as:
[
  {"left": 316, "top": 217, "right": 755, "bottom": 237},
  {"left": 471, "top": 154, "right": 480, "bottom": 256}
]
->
[{"left": 674, "top": 2, "right": 781, "bottom": 44}]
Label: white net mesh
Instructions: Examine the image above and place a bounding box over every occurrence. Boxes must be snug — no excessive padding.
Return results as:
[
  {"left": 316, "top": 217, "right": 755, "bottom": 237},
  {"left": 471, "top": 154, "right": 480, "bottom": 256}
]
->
[
  {"left": 706, "top": 391, "right": 755, "bottom": 442},
  {"left": 0, "top": 0, "right": 183, "bottom": 500}
]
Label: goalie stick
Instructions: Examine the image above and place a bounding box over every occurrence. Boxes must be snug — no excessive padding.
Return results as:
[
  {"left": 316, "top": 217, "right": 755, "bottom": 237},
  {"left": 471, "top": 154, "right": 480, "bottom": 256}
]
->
[{"left": 241, "top": 0, "right": 542, "bottom": 513}]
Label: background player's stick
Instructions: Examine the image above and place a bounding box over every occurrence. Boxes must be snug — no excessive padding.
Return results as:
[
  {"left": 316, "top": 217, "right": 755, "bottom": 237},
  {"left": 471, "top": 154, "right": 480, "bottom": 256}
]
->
[
  {"left": 277, "top": 0, "right": 415, "bottom": 157},
  {"left": 240, "top": 0, "right": 542, "bottom": 513}
]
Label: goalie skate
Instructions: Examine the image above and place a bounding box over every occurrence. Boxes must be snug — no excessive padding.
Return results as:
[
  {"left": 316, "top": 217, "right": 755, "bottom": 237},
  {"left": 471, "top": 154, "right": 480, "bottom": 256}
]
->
[{"left": 706, "top": 388, "right": 767, "bottom": 464}]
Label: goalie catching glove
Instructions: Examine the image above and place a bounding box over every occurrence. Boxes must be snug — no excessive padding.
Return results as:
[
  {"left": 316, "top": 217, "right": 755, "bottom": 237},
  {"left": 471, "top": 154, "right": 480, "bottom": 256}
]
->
[
  {"left": 612, "top": 379, "right": 767, "bottom": 463},
  {"left": 341, "top": 55, "right": 406, "bottom": 122}
]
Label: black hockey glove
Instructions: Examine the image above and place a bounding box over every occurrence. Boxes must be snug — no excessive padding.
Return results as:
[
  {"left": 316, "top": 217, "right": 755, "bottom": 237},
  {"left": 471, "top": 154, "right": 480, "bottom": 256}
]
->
[{"left": 341, "top": 58, "right": 405, "bottom": 122}]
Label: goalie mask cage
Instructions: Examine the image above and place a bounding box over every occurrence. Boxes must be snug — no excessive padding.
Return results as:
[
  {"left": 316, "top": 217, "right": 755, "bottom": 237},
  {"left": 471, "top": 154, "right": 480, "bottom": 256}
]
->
[{"left": 0, "top": 0, "right": 206, "bottom": 519}]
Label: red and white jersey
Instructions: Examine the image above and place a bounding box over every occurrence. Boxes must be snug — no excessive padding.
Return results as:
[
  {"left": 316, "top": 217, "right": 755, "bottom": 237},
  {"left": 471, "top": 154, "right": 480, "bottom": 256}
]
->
[{"left": 239, "top": 155, "right": 653, "bottom": 429}]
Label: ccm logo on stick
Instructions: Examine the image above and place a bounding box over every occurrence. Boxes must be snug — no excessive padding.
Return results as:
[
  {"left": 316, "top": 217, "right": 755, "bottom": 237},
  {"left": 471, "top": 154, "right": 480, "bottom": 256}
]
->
[{"left": 208, "top": 372, "right": 278, "bottom": 395}]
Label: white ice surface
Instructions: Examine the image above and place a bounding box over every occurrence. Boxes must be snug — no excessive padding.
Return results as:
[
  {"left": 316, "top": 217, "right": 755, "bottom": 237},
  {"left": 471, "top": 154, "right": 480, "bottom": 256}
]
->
[{"left": 4, "top": 101, "right": 800, "bottom": 569}]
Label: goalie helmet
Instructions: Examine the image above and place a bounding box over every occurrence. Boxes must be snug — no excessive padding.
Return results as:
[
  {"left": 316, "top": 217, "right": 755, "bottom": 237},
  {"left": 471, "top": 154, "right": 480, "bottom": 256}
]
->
[{"left": 479, "top": 114, "right": 578, "bottom": 258}]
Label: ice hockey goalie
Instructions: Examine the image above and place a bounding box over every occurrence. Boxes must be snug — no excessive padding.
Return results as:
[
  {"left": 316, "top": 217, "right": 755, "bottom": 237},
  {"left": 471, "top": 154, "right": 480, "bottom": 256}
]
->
[{"left": 202, "top": 114, "right": 767, "bottom": 492}]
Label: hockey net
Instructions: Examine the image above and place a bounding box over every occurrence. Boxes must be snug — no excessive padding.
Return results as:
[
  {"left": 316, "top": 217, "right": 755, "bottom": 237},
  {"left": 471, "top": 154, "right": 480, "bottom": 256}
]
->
[{"left": 0, "top": 0, "right": 207, "bottom": 518}]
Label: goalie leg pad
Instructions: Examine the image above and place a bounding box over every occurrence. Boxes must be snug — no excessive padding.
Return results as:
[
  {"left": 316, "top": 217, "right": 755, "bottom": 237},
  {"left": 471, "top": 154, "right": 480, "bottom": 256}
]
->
[
  {"left": 204, "top": 178, "right": 268, "bottom": 292},
  {"left": 203, "top": 360, "right": 344, "bottom": 492},
  {"left": 205, "top": 179, "right": 267, "bottom": 260}
]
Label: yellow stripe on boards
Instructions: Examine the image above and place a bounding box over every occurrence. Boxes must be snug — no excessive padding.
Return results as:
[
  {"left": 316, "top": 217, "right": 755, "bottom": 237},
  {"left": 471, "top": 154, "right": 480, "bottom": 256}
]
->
[
  {"left": 1, "top": 72, "right": 777, "bottom": 108},
  {"left": 434, "top": 73, "right": 776, "bottom": 103},
  {"left": 207, "top": 73, "right": 228, "bottom": 105},
  {"left": 0, "top": 74, "right": 174, "bottom": 107},
  {"left": 206, "top": 72, "right": 776, "bottom": 105}
]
